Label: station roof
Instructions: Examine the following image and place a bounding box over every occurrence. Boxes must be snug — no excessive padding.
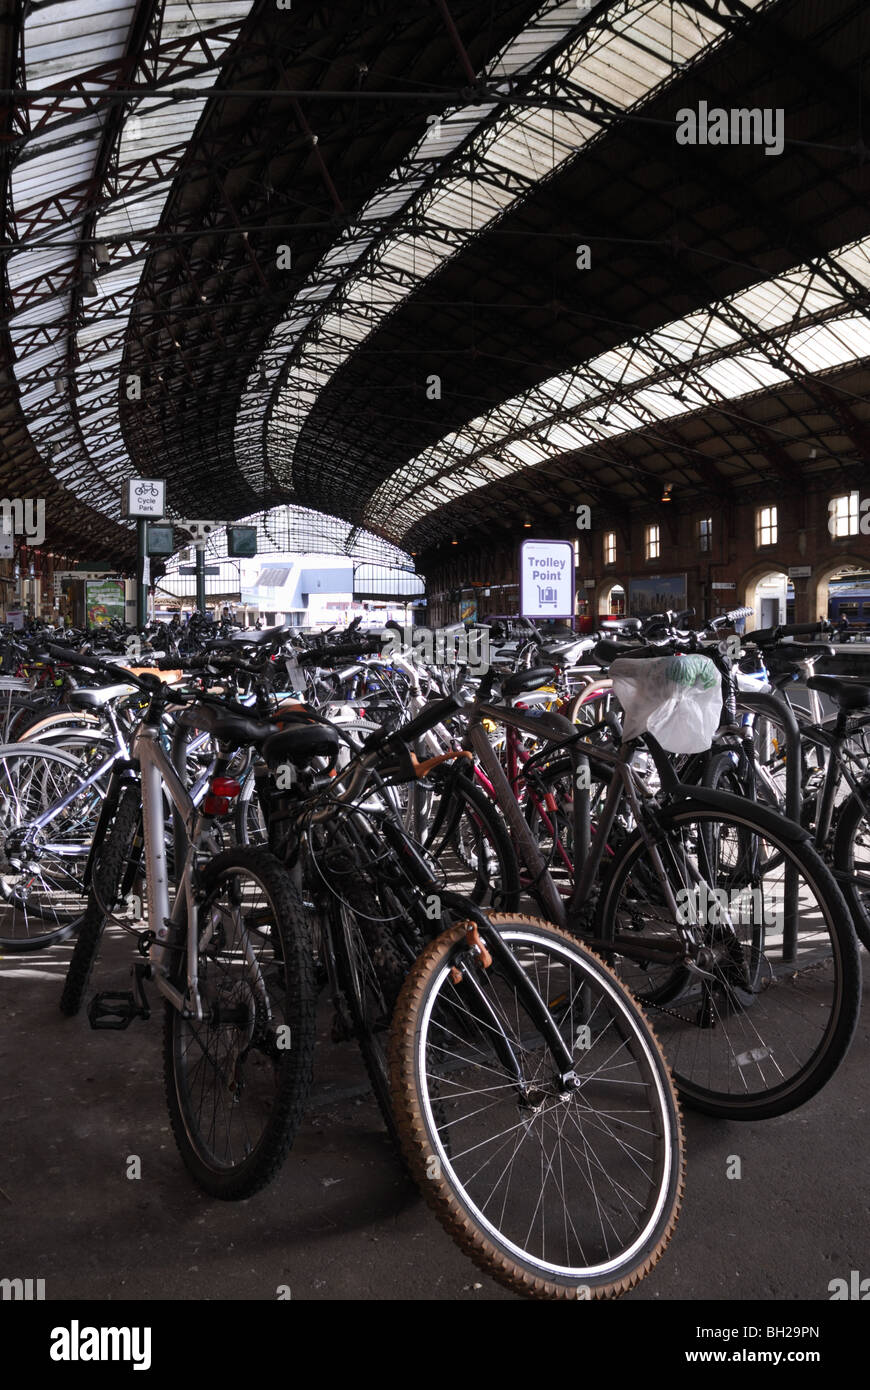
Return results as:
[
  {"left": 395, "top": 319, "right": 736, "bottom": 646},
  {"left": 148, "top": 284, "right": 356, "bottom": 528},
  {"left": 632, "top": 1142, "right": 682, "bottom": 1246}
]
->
[{"left": 2, "top": 0, "right": 870, "bottom": 565}]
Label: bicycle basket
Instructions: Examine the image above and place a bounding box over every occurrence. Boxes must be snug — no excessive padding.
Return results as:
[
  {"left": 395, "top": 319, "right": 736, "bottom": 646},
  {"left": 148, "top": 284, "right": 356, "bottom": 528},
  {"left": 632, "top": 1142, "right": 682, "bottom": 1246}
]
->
[{"left": 609, "top": 653, "right": 722, "bottom": 753}]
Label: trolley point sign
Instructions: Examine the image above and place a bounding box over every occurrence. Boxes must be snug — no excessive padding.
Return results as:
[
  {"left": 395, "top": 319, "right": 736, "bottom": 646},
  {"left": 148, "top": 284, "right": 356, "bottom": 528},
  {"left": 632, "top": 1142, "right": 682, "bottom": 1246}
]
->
[{"left": 519, "top": 539, "right": 575, "bottom": 619}]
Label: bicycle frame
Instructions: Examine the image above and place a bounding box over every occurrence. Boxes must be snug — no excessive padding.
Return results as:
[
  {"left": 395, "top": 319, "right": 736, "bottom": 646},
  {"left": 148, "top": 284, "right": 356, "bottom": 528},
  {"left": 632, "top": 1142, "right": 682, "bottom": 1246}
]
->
[
  {"left": 465, "top": 698, "right": 788, "bottom": 967},
  {"left": 132, "top": 718, "right": 231, "bottom": 1021},
  {"left": 299, "top": 780, "right": 578, "bottom": 1088}
]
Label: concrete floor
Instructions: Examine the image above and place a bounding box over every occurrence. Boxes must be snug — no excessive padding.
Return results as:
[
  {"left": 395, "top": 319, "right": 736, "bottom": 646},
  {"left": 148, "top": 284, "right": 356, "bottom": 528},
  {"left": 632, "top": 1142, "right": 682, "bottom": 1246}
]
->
[{"left": 1, "top": 923, "right": 867, "bottom": 1303}]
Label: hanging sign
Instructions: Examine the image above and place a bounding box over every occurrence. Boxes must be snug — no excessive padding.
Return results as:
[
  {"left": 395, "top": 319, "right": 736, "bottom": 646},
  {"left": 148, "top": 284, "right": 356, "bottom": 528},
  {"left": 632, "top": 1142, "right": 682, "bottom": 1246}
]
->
[
  {"left": 519, "top": 540, "right": 575, "bottom": 619},
  {"left": 122, "top": 478, "right": 166, "bottom": 519}
]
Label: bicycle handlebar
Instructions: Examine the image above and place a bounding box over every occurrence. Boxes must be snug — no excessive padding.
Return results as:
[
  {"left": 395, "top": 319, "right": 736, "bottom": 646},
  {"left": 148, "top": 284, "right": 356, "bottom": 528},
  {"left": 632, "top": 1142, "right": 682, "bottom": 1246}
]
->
[
  {"left": 364, "top": 693, "right": 465, "bottom": 751},
  {"left": 747, "top": 620, "right": 831, "bottom": 645}
]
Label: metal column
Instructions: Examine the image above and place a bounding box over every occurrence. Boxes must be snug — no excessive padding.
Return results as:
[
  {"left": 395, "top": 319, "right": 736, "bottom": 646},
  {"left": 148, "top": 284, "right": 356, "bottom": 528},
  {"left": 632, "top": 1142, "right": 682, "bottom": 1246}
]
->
[
  {"left": 136, "top": 519, "right": 148, "bottom": 628},
  {"left": 195, "top": 546, "right": 206, "bottom": 615}
]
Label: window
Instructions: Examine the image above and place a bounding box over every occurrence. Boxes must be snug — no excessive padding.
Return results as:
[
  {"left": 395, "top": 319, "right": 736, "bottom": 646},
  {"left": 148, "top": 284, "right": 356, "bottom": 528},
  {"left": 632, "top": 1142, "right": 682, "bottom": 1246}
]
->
[
  {"left": 830, "top": 491, "right": 858, "bottom": 538},
  {"left": 645, "top": 524, "right": 660, "bottom": 561},
  {"left": 603, "top": 531, "right": 616, "bottom": 566},
  {"left": 698, "top": 516, "right": 712, "bottom": 552},
  {"left": 756, "top": 506, "right": 777, "bottom": 547}
]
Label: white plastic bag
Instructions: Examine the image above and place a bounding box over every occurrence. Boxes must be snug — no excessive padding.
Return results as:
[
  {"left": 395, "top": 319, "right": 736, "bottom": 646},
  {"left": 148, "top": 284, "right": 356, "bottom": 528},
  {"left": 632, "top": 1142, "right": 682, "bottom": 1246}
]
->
[{"left": 609, "top": 654, "right": 722, "bottom": 754}]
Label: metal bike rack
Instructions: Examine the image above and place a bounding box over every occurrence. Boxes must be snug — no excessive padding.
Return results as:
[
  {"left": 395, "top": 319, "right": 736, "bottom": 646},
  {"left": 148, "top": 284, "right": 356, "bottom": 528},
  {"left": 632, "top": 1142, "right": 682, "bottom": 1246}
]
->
[{"left": 737, "top": 690, "right": 802, "bottom": 962}]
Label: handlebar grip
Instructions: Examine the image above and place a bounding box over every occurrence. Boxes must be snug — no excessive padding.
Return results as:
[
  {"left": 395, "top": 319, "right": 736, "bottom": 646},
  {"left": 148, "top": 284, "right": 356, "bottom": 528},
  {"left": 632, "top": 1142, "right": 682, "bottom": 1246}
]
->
[
  {"left": 44, "top": 642, "right": 94, "bottom": 667},
  {"left": 675, "top": 608, "right": 695, "bottom": 624},
  {"left": 778, "top": 621, "right": 829, "bottom": 638},
  {"left": 748, "top": 620, "right": 828, "bottom": 645},
  {"left": 44, "top": 643, "right": 148, "bottom": 686}
]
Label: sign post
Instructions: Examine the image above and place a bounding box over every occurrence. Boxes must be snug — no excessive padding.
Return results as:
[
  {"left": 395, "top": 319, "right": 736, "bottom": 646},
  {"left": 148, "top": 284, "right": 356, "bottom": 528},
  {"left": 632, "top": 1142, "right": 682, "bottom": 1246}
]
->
[
  {"left": 121, "top": 479, "right": 166, "bottom": 628},
  {"left": 519, "top": 539, "right": 575, "bottom": 619}
]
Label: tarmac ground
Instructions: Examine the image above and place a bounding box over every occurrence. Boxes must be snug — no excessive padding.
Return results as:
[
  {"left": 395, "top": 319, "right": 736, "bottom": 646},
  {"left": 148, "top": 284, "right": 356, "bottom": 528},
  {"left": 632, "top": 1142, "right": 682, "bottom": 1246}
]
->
[{"left": 2, "top": 922, "right": 868, "bottom": 1303}]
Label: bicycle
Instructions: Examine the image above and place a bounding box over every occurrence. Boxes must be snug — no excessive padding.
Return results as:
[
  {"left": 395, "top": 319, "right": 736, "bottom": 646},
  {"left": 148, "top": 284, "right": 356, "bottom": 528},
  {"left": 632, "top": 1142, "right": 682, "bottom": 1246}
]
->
[
  {"left": 55, "top": 647, "right": 317, "bottom": 1200},
  {"left": 253, "top": 690, "right": 685, "bottom": 1299},
  {"left": 458, "top": 658, "right": 862, "bottom": 1120}
]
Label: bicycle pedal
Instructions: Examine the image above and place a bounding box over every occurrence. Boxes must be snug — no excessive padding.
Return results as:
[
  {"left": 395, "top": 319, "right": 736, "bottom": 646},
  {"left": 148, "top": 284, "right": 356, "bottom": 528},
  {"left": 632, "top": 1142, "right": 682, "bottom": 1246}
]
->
[{"left": 87, "top": 991, "right": 150, "bottom": 1030}]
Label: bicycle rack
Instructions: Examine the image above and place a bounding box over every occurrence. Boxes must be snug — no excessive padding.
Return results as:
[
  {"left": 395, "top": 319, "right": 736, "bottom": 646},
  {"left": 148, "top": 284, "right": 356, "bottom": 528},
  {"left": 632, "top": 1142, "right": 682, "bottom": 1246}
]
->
[{"left": 737, "top": 690, "right": 802, "bottom": 961}]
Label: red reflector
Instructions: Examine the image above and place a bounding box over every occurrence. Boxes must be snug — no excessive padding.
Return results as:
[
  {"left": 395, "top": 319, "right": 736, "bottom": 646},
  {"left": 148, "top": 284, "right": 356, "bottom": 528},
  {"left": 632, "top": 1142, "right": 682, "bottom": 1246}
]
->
[
  {"left": 203, "top": 794, "right": 230, "bottom": 816},
  {"left": 210, "top": 778, "right": 241, "bottom": 797}
]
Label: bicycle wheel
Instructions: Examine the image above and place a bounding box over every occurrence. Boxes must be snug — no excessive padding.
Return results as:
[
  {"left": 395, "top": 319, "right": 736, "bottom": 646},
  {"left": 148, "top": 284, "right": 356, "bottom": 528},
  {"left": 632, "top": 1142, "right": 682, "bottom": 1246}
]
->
[
  {"left": 595, "top": 799, "right": 861, "bottom": 1119},
  {"left": 12, "top": 707, "right": 105, "bottom": 743},
  {"left": 331, "top": 895, "right": 408, "bottom": 1148},
  {"left": 59, "top": 785, "right": 142, "bottom": 1015},
  {"left": 390, "top": 915, "right": 684, "bottom": 1299},
  {"left": 421, "top": 772, "right": 521, "bottom": 910},
  {"left": 523, "top": 752, "right": 627, "bottom": 896},
  {"left": 832, "top": 778, "right": 870, "bottom": 952},
  {"left": 0, "top": 742, "right": 103, "bottom": 951},
  {"left": 565, "top": 684, "right": 618, "bottom": 742},
  {"left": 163, "top": 846, "right": 316, "bottom": 1199}
]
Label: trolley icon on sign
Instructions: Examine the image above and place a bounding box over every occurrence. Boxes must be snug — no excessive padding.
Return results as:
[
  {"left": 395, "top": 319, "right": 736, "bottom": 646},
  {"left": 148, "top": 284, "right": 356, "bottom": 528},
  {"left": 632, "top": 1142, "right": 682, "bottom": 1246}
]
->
[{"left": 536, "top": 584, "right": 559, "bottom": 608}]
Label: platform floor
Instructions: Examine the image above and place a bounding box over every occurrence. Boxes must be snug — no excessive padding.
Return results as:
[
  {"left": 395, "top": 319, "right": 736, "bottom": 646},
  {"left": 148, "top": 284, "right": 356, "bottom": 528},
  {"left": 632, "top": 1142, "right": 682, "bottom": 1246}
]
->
[{"left": 1, "top": 924, "right": 867, "bottom": 1302}]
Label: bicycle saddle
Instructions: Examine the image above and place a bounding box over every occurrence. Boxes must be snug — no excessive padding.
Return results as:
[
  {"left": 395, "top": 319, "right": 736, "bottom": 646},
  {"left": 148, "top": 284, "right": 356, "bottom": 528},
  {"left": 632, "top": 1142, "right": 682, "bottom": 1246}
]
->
[
  {"left": 175, "top": 703, "right": 276, "bottom": 745},
  {"left": 204, "top": 624, "right": 294, "bottom": 651},
  {"left": 805, "top": 674, "right": 870, "bottom": 712},
  {"left": 598, "top": 617, "right": 642, "bottom": 635},
  {"left": 592, "top": 640, "right": 661, "bottom": 665},
  {"left": 499, "top": 666, "right": 558, "bottom": 698},
  {"left": 68, "top": 682, "right": 138, "bottom": 709},
  {"left": 261, "top": 722, "right": 340, "bottom": 768}
]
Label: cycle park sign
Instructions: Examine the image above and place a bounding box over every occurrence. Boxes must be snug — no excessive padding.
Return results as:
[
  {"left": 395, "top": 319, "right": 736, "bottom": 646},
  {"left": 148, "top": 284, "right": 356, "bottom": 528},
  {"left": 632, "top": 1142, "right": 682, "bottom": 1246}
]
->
[
  {"left": 519, "top": 539, "right": 575, "bottom": 619},
  {"left": 121, "top": 478, "right": 166, "bottom": 520}
]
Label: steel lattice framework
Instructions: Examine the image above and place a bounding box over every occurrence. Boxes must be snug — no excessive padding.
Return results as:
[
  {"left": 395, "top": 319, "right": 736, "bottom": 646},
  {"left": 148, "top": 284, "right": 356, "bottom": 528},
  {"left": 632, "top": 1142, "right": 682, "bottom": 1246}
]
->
[{"left": 2, "top": 0, "right": 870, "bottom": 569}]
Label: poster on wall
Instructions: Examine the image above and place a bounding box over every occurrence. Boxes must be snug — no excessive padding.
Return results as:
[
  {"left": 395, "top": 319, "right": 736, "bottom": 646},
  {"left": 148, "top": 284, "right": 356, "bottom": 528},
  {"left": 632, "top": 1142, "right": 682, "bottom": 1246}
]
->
[
  {"left": 628, "top": 574, "right": 687, "bottom": 617},
  {"left": 519, "top": 539, "right": 575, "bottom": 619},
  {"left": 86, "top": 579, "right": 125, "bottom": 627},
  {"left": 459, "top": 593, "right": 477, "bottom": 623}
]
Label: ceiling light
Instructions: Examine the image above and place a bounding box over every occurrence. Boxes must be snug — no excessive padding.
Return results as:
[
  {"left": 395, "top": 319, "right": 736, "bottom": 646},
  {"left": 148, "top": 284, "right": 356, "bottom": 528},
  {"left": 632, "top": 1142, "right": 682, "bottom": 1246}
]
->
[
  {"left": 82, "top": 276, "right": 98, "bottom": 297},
  {"left": 523, "top": 520, "right": 532, "bottom": 528},
  {"left": 661, "top": 483, "right": 673, "bottom": 502}
]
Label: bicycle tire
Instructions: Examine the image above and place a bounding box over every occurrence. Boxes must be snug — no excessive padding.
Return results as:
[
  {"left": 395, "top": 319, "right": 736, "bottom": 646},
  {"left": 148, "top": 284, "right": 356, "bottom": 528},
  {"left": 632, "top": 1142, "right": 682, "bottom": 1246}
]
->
[
  {"left": 59, "top": 785, "right": 142, "bottom": 1015},
  {"left": 390, "top": 915, "right": 684, "bottom": 1299},
  {"left": 332, "top": 895, "right": 408, "bottom": 1149},
  {"left": 0, "top": 742, "right": 100, "bottom": 951},
  {"left": 832, "top": 778, "right": 870, "bottom": 952},
  {"left": 423, "top": 771, "right": 521, "bottom": 911},
  {"left": 595, "top": 799, "right": 861, "bottom": 1119},
  {"left": 163, "top": 846, "right": 316, "bottom": 1200},
  {"left": 522, "top": 751, "right": 626, "bottom": 896}
]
